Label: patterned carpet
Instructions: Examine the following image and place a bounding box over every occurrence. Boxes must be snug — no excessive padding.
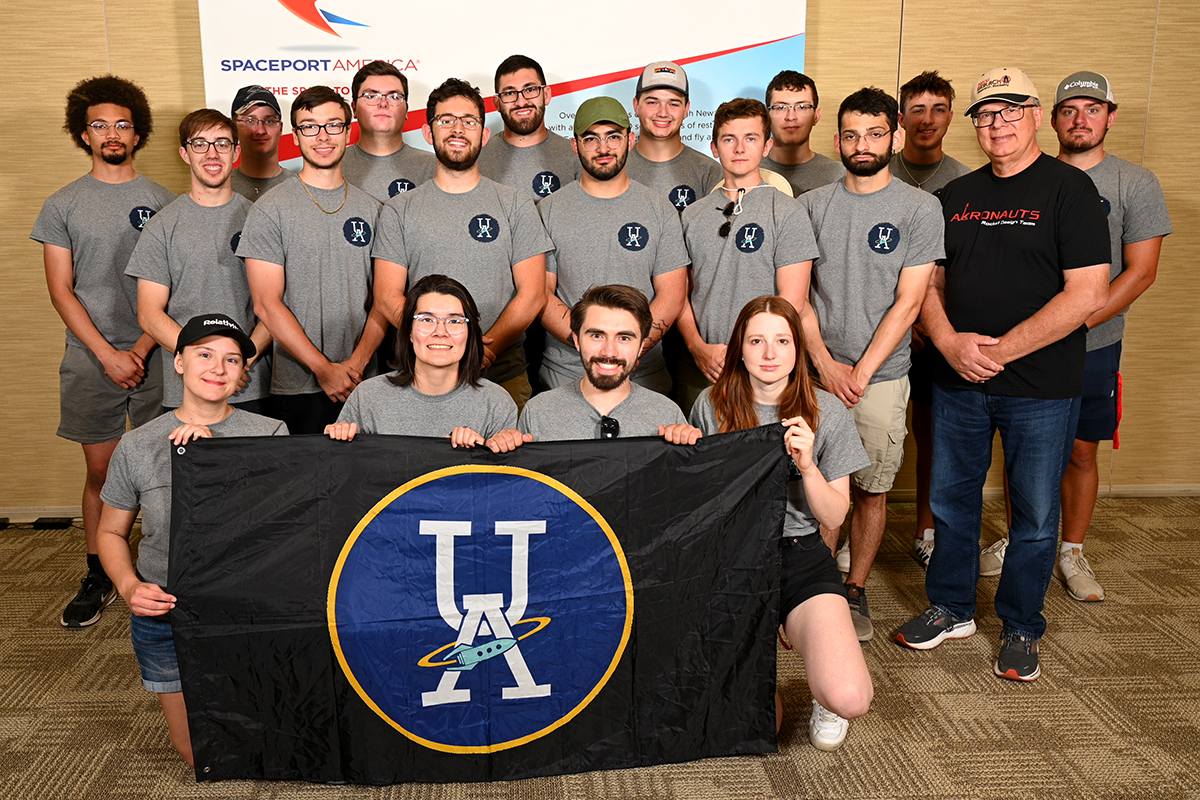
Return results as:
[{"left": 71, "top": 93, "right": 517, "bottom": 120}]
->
[{"left": 2, "top": 498, "right": 1198, "bottom": 800}]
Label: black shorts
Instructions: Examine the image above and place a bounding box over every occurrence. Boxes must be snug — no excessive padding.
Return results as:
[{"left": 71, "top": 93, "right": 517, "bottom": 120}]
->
[
  {"left": 1075, "top": 341, "right": 1121, "bottom": 442},
  {"left": 779, "top": 534, "right": 846, "bottom": 624},
  {"left": 276, "top": 391, "right": 343, "bottom": 435},
  {"left": 908, "top": 343, "right": 946, "bottom": 407}
]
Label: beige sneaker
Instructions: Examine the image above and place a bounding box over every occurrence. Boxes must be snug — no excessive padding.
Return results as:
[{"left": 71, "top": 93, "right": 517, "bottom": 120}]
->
[
  {"left": 1055, "top": 548, "right": 1104, "bottom": 601},
  {"left": 835, "top": 540, "right": 850, "bottom": 573},
  {"left": 980, "top": 537, "right": 1007, "bottom": 577}
]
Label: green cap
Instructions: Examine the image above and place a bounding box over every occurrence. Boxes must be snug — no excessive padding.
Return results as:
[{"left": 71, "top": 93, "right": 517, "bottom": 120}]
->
[{"left": 573, "top": 96, "right": 631, "bottom": 136}]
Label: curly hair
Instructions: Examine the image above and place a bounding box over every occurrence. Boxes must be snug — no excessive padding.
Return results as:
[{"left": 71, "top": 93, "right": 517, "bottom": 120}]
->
[
  {"left": 426, "top": 78, "right": 486, "bottom": 125},
  {"left": 64, "top": 75, "right": 153, "bottom": 156}
]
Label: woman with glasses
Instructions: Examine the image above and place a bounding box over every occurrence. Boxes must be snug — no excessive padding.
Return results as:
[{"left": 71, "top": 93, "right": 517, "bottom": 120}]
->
[
  {"left": 325, "top": 274, "right": 517, "bottom": 446},
  {"left": 689, "top": 296, "right": 873, "bottom": 752}
]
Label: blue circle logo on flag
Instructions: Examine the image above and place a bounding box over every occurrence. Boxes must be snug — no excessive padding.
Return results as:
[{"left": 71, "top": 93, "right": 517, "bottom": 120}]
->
[
  {"left": 389, "top": 178, "right": 416, "bottom": 197},
  {"left": 343, "top": 217, "right": 372, "bottom": 247},
  {"left": 532, "top": 171, "right": 561, "bottom": 196},
  {"left": 867, "top": 222, "right": 901, "bottom": 254},
  {"left": 329, "top": 466, "right": 633, "bottom": 753}
]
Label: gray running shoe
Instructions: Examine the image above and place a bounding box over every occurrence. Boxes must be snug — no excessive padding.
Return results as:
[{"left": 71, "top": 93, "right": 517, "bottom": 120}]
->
[
  {"left": 994, "top": 631, "right": 1040, "bottom": 681},
  {"left": 895, "top": 606, "right": 976, "bottom": 650},
  {"left": 845, "top": 584, "right": 873, "bottom": 642}
]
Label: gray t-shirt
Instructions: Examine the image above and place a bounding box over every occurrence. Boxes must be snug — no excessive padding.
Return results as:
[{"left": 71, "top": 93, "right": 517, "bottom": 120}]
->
[
  {"left": 625, "top": 145, "right": 723, "bottom": 212},
  {"left": 31, "top": 174, "right": 176, "bottom": 350},
  {"left": 519, "top": 379, "right": 686, "bottom": 440},
  {"left": 1083, "top": 154, "right": 1172, "bottom": 350},
  {"left": 690, "top": 387, "right": 868, "bottom": 537},
  {"left": 477, "top": 131, "right": 582, "bottom": 200},
  {"left": 236, "top": 179, "right": 382, "bottom": 395},
  {"left": 889, "top": 153, "right": 972, "bottom": 196},
  {"left": 372, "top": 176, "right": 552, "bottom": 383},
  {"left": 337, "top": 374, "right": 517, "bottom": 437},
  {"left": 124, "top": 193, "right": 270, "bottom": 407},
  {"left": 231, "top": 168, "right": 296, "bottom": 203},
  {"left": 682, "top": 184, "right": 819, "bottom": 346},
  {"left": 537, "top": 180, "right": 689, "bottom": 382},
  {"left": 762, "top": 153, "right": 844, "bottom": 197},
  {"left": 100, "top": 408, "right": 288, "bottom": 586},
  {"left": 802, "top": 178, "right": 945, "bottom": 382},
  {"left": 341, "top": 144, "right": 437, "bottom": 204}
]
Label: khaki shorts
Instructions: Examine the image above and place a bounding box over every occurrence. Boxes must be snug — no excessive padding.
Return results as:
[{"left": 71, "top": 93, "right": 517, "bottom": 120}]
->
[
  {"left": 849, "top": 376, "right": 909, "bottom": 493},
  {"left": 58, "top": 344, "right": 163, "bottom": 444},
  {"left": 497, "top": 373, "right": 533, "bottom": 414}
]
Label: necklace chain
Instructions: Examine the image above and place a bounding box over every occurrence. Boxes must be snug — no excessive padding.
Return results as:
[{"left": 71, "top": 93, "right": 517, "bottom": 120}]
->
[
  {"left": 898, "top": 154, "right": 944, "bottom": 190},
  {"left": 298, "top": 177, "right": 348, "bottom": 214}
]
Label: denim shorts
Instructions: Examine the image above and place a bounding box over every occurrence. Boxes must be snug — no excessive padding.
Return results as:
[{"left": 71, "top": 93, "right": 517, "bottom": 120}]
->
[
  {"left": 129, "top": 612, "right": 181, "bottom": 694},
  {"left": 779, "top": 534, "right": 847, "bottom": 624}
]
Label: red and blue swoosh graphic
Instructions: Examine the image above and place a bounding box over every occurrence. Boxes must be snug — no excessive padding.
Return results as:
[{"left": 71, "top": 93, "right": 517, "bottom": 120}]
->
[{"left": 277, "top": 0, "right": 368, "bottom": 37}]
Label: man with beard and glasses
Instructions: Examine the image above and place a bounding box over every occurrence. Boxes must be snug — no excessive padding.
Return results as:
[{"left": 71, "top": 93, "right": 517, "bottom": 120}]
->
[
  {"left": 342, "top": 60, "right": 436, "bottom": 203},
  {"left": 127, "top": 109, "right": 274, "bottom": 417},
  {"left": 798, "top": 87, "right": 943, "bottom": 643},
  {"left": 238, "top": 85, "right": 386, "bottom": 434},
  {"left": 229, "top": 86, "right": 296, "bottom": 202},
  {"left": 536, "top": 97, "right": 688, "bottom": 396},
  {"left": 372, "top": 78, "right": 551, "bottom": 410},
  {"left": 494, "top": 285, "right": 699, "bottom": 445},
  {"left": 478, "top": 54, "right": 581, "bottom": 200},
  {"left": 762, "top": 71, "right": 844, "bottom": 197},
  {"left": 32, "top": 75, "right": 175, "bottom": 629}
]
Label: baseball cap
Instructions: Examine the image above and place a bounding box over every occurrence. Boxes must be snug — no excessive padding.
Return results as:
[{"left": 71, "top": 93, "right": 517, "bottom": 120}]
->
[
  {"left": 1055, "top": 71, "right": 1115, "bottom": 107},
  {"left": 965, "top": 67, "right": 1040, "bottom": 116},
  {"left": 573, "top": 97, "right": 631, "bottom": 136},
  {"left": 175, "top": 314, "right": 257, "bottom": 361},
  {"left": 636, "top": 61, "right": 689, "bottom": 100},
  {"left": 231, "top": 85, "right": 282, "bottom": 117}
]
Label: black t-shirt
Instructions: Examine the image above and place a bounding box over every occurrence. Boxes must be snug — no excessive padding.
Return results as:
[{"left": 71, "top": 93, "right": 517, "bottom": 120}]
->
[{"left": 937, "top": 154, "right": 1110, "bottom": 398}]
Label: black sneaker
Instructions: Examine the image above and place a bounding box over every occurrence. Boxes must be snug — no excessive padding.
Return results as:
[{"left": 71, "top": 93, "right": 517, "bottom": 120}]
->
[
  {"left": 845, "top": 584, "right": 873, "bottom": 642},
  {"left": 60, "top": 574, "right": 117, "bottom": 628},
  {"left": 894, "top": 606, "right": 976, "bottom": 650},
  {"left": 994, "top": 632, "right": 1040, "bottom": 681}
]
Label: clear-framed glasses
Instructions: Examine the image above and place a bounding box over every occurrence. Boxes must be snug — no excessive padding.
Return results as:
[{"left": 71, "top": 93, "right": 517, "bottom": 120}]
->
[
  {"left": 412, "top": 313, "right": 470, "bottom": 334},
  {"left": 970, "top": 104, "right": 1037, "bottom": 128},
  {"left": 358, "top": 90, "right": 406, "bottom": 105},
  {"left": 433, "top": 114, "right": 482, "bottom": 130},
  {"left": 295, "top": 121, "right": 349, "bottom": 137},
  {"left": 497, "top": 85, "right": 546, "bottom": 104},
  {"left": 87, "top": 121, "right": 135, "bottom": 134},
  {"left": 767, "top": 103, "right": 815, "bottom": 115},
  {"left": 578, "top": 132, "right": 627, "bottom": 151},
  {"left": 838, "top": 130, "right": 891, "bottom": 145},
  {"left": 185, "top": 138, "right": 235, "bottom": 154},
  {"left": 237, "top": 116, "right": 282, "bottom": 129}
]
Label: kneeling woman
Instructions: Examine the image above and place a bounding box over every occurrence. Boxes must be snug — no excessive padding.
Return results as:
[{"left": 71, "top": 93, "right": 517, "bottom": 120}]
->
[
  {"left": 689, "top": 296, "right": 873, "bottom": 752},
  {"left": 325, "top": 275, "right": 517, "bottom": 446},
  {"left": 97, "top": 315, "right": 289, "bottom": 766}
]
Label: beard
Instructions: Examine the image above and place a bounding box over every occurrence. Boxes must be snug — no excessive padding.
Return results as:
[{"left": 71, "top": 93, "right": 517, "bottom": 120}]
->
[
  {"left": 435, "top": 136, "right": 482, "bottom": 172},
  {"left": 101, "top": 146, "right": 129, "bottom": 165},
  {"left": 841, "top": 148, "right": 891, "bottom": 177},
  {"left": 500, "top": 103, "right": 545, "bottom": 136},
  {"left": 1060, "top": 127, "right": 1106, "bottom": 154},
  {"left": 584, "top": 356, "right": 634, "bottom": 391},
  {"left": 581, "top": 148, "right": 628, "bottom": 182}
]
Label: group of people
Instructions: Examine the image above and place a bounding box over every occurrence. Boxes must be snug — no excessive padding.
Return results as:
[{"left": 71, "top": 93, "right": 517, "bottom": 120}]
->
[{"left": 32, "top": 52, "right": 1169, "bottom": 767}]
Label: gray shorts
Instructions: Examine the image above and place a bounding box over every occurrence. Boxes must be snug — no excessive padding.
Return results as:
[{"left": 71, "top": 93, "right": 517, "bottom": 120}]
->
[{"left": 57, "top": 344, "right": 164, "bottom": 444}]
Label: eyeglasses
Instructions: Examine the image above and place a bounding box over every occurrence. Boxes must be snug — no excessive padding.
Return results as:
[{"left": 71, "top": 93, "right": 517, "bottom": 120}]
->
[
  {"left": 838, "top": 130, "right": 891, "bottom": 145},
  {"left": 358, "top": 90, "right": 406, "bottom": 105},
  {"left": 87, "top": 121, "right": 135, "bottom": 134},
  {"left": 237, "top": 116, "right": 282, "bottom": 129},
  {"left": 599, "top": 415, "right": 620, "bottom": 439},
  {"left": 970, "top": 104, "right": 1037, "bottom": 128},
  {"left": 578, "top": 132, "right": 627, "bottom": 151},
  {"left": 767, "top": 103, "right": 815, "bottom": 115},
  {"left": 295, "top": 121, "right": 349, "bottom": 137},
  {"left": 412, "top": 313, "right": 469, "bottom": 334},
  {"left": 497, "top": 85, "right": 546, "bottom": 104},
  {"left": 185, "top": 138, "right": 235, "bottom": 154},
  {"left": 433, "top": 114, "right": 483, "bottom": 130}
]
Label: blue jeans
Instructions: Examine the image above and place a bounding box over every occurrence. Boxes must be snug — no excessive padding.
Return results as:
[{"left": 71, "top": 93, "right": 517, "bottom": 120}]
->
[{"left": 926, "top": 385, "right": 1081, "bottom": 639}]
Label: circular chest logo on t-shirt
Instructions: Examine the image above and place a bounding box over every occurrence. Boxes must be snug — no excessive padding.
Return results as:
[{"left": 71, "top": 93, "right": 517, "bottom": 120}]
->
[
  {"left": 669, "top": 185, "right": 698, "bottom": 210},
  {"left": 343, "top": 217, "right": 373, "bottom": 247},
  {"left": 1100, "top": 196, "right": 1112, "bottom": 216},
  {"left": 469, "top": 214, "right": 500, "bottom": 242},
  {"left": 532, "top": 172, "right": 561, "bottom": 196},
  {"left": 129, "top": 206, "right": 156, "bottom": 231},
  {"left": 735, "top": 223, "right": 765, "bottom": 253},
  {"left": 389, "top": 178, "right": 416, "bottom": 197},
  {"left": 618, "top": 222, "right": 649, "bottom": 252},
  {"left": 868, "top": 223, "right": 901, "bottom": 254},
  {"left": 230, "top": 231, "right": 242, "bottom": 253}
]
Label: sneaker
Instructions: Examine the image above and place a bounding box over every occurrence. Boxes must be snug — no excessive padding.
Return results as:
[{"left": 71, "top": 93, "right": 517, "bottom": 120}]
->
[
  {"left": 980, "top": 537, "right": 1008, "bottom": 577},
  {"left": 994, "top": 631, "right": 1040, "bottom": 681},
  {"left": 894, "top": 606, "right": 976, "bottom": 650},
  {"left": 845, "top": 584, "right": 873, "bottom": 641},
  {"left": 808, "top": 699, "right": 849, "bottom": 752},
  {"left": 1055, "top": 548, "right": 1104, "bottom": 602},
  {"left": 835, "top": 540, "right": 850, "bottom": 573},
  {"left": 913, "top": 532, "right": 935, "bottom": 571},
  {"left": 61, "top": 574, "right": 117, "bottom": 628}
]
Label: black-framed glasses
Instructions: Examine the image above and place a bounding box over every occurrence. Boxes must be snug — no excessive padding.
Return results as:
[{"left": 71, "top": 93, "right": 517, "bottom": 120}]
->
[
  {"left": 295, "top": 121, "right": 349, "bottom": 137},
  {"left": 578, "top": 132, "right": 627, "bottom": 151},
  {"left": 87, "top": 121, "right": 135, "bottom": 134},
  {"left": 185, "top": 138, "right": 235, "bottom": 154},
  {"left": 237, "top": 116, "right": 282, "bottom": 129},
  {"left": 433, "top": 114, "right": 482, "bottom": 130},
  {"left": 970, "top": 104, "right": 1037, "bottom": 128},
  {"left": 599, "top": 415, "right": 620, "bottom": 439},
  {"left": 767, "top": 103, "right": 815, "bottom": 115},
  {"left": 497, "top": 85, "right": 546, "bottom": 104},
  {"left": 358, "top": 90, "right": 406, "bottom": 105}
]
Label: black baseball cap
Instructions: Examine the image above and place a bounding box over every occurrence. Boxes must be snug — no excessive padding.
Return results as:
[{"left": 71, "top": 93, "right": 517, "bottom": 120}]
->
[
  {"left": 175, "top": 314, "right": 256, "bottom": 360},
  {"left": 231, "top": 85, "right": 282, "bottom": 117}
]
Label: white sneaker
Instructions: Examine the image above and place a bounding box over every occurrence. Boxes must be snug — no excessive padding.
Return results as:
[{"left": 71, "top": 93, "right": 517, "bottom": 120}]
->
[
  {"left": 809, "top": 699, "right": 849, "bottom": 752},
  {"left": 980, "top": 537, "right": 1008, "bottom": 577},
  {"left": 836, "top": 540, "right": 850, "bottom": 573},
  {"left": 1055, "top": 548, "right": 1104, "bottom": 601},
  {"left": 913, "top": 529, "right": 935, "bottom": 570}
]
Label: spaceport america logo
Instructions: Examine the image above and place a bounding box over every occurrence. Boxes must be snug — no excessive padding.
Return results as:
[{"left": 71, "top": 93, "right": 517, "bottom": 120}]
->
[{"left": 277, "top": 0, "right": 369, "bottom": 36}]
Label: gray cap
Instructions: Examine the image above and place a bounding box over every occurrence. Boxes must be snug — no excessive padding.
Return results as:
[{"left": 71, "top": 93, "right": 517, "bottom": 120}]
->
[
  {"left": 1055, "top": 71, "right": 1115, "bottom": 107},
  {"left": 636, "top": 61, "right": 688, "bottom": 100}
]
